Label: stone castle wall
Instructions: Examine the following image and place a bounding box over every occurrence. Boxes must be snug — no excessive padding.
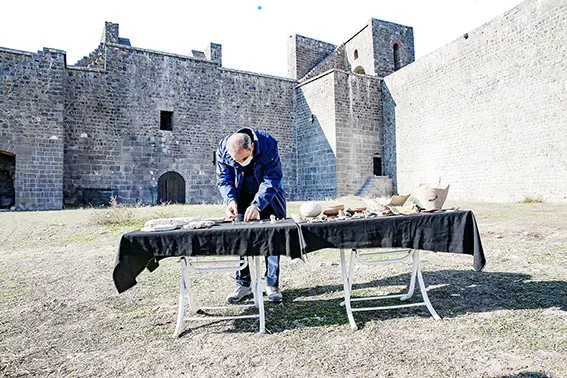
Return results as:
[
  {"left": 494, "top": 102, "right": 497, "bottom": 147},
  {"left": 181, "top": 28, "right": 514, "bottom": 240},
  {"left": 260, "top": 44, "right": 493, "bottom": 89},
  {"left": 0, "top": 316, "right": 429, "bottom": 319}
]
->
[
  {"left": 344, "top": 24, "right": 375, "bottom": 75},
  {"left": 383, "top": 0, "right": 567, "bottom": 202},
  {"left": 0, "top": 47, "right": 65, "bottom": 210},
  {"left": 3, "top": 1, "right": 565, "bottom": 209},
  {"left": 295, "top": 72, "right": 337, "bottom": 199},
  {"left": 335, "top": 71, "right": 382, "bottom": 196},
  {"left": 294, "top": 70, "right": 383, "bottom": 199},
  {"left": 299, "top": 46, "right": 346, "bottom": 82},
  {"left": 288, "top": 35, "right": 336, "bottom": 80},
  {"left": 63, "top": 43, "right": 296, "bottom": 205},
  {"left": 74, "top": 44, "right": 105, "bottom": 69}
]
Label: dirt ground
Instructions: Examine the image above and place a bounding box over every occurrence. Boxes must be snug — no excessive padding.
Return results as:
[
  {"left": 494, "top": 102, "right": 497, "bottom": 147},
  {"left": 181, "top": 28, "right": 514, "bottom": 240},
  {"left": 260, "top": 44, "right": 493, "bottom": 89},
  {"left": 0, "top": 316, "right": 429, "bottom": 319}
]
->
[{"left": 1, "top": 199, "right": 567, "bottom": 378}]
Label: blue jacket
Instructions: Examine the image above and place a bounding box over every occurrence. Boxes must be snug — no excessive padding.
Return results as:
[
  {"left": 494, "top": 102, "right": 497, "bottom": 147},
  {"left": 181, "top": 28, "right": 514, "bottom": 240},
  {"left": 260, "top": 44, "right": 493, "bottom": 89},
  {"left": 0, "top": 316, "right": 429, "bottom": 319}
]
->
[{"left": 216, "top": 128, "right": 287, "bottom": 218}]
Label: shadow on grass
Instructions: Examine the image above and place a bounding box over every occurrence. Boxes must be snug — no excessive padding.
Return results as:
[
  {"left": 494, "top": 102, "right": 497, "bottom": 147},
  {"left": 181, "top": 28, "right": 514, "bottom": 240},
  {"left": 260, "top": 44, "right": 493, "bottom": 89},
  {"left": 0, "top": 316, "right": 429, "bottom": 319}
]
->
[
  {"left": 499, "top": 372, "right": 551, "bottom": 378},
  {"left": 230, "top": 269, "right": 567, "bottom": 333}
]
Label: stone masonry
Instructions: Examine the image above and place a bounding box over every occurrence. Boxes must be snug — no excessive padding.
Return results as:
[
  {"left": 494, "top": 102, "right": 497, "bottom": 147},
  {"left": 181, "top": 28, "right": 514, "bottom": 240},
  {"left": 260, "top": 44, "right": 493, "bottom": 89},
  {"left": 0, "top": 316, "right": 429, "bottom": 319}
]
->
[
  {"left": 383, "top": 0, "right": 567, "bottom": 202},
  {"left": 2, "top": 18, "right": 409, "bottom": 209},
  {"left": 2, "top": 0, "right": 564, "bottom": 210},
  {"left": 0, "top": 47, "right": 65, "bottom": 210}
]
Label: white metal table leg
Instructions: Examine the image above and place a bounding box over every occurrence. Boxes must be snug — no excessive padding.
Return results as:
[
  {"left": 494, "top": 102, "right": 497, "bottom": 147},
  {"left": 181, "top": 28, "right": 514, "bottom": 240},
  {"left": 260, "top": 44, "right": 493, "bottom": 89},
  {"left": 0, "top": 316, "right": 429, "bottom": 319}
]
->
[
  {"left": 172, "top": 256, "right": 266, "bottom": 337},
  {"left": 340, "top": 249, "right": 358, "bottom": 330},
  {"left": 348, "top": 249, "right": 356, "bottom": 294},
  {"left": 249, "top": 256, "right": 266, "bottom": 333},
  {"left": 417, "top": 263, "right": 441, "bottom": 320},
  {"left": 400, "top": 250, "right": 419, "bottom": 301},
  {"left": 181, "top": 258, "right": 199, "bottom": 313},
  {"left": 174, "top": 259, "right": 187, "bottom": 338},
  {"left": 338, "top": 248, "right": 441, "bottom": 329}
]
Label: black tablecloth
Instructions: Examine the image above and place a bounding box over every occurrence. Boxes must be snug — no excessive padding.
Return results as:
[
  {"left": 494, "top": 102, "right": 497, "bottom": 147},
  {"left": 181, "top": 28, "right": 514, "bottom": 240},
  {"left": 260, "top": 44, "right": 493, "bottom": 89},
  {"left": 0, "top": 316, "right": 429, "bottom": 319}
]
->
[{"left": 113, "top": 210, "right": 485, "bottom": 293}]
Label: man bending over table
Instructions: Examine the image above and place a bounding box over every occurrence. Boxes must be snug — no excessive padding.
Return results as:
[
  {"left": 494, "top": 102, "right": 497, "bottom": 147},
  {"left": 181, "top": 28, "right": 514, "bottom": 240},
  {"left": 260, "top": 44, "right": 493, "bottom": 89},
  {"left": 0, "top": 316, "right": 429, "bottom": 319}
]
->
[{"left": 216, "top": 127, "right": 286, "bottom": 303}]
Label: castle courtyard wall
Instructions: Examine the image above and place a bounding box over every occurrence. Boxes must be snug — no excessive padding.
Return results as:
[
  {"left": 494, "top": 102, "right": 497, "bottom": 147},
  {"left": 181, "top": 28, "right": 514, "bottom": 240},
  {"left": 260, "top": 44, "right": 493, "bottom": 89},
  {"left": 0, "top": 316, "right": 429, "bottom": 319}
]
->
[
  {"left": 383, "top": 0, "right": 567, "bottom": 202},
  {"left": 334, "top": 71, "right": 382, "bottom": 196},
  {"left": 0, "top": 47, "right": 65, "bottom": 210},
  {"left": 63, "top": 44, "right": 296, "bottom": 205},
  {"left": 294, "top": 71, "right": 337, "bottom": 199}
]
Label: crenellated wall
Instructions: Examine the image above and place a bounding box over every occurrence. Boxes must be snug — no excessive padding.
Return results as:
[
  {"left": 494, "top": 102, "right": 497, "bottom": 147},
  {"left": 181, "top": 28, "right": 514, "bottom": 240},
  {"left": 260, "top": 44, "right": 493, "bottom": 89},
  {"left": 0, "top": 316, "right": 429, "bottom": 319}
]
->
[{"left": 64, "top": 43, "right": 296, "bottom": 205}]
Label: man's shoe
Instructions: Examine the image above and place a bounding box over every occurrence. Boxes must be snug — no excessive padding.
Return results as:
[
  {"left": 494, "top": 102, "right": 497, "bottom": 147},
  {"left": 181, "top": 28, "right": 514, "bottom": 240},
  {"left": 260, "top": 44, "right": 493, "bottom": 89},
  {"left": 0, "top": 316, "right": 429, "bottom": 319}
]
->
[
  {"left": 266, "top": 286, "right": 282, "bottom": 303},
  {"left": 226, "top": 285, "right": 252, "bottom": 303}
]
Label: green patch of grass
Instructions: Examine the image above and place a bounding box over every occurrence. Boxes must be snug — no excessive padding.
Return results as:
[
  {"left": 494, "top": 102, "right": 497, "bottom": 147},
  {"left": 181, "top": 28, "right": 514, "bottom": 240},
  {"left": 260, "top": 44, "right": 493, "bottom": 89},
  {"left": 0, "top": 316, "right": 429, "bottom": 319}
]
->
[
  {"left": 56, "top": 233, "right": 97, "bottom": 244},
  {"left": 519, "top": 196, "right": 544, "bottom": 204},
  {"left": 474, "top": 309, "right": 567, "bottom": 352},
  {"left": 106, "top": 222, "right": 145, "bottom": 235},
  {"left": 262, "top": 299, "right": 348, "bottom": 331}
]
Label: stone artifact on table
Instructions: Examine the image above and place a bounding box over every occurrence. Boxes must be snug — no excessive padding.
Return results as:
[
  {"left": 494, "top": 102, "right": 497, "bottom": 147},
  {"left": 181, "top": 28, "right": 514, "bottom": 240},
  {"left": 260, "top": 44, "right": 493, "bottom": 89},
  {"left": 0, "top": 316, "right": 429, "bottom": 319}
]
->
[
  {"left": 322, "top": 204, "right": 344, "bottom": 216},
  {"left": 299, "top": 201, "right": 323, "bottom": 218},
  {"left": 387, "top": 194, "right": 410, "bottom": 206},
  {"left": 345, "top": 206, "right": 366, "bottom": 216},
  {"left": 183, "top": 220, "right": 216, "bottom": 229},
  {"left": 141, "top": 217, "right": 200, "bottom": 232}
]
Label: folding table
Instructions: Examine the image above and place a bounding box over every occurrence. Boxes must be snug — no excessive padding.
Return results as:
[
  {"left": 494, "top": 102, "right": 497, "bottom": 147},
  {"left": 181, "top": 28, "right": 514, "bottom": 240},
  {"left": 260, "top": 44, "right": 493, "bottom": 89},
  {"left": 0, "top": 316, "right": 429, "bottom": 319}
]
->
[
  {"left": 114, "top": 219, "right": 303, "bottom": 336},
  {"left": 114, "top": 210, "right": 485, "bottom": 334},
  {"left": 297, "top": 210, "right": 485, "bottom": 329}
]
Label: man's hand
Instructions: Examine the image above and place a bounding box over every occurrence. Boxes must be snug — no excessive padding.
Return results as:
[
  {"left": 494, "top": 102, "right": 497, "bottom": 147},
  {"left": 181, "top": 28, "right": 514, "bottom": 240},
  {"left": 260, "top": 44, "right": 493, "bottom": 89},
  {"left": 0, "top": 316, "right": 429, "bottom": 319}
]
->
[
  {"left": 225, "top": 200, "right": 238, "bottom": 219},
  {"left": 244, "top": 205, "right": 260, "bottom": 221}
]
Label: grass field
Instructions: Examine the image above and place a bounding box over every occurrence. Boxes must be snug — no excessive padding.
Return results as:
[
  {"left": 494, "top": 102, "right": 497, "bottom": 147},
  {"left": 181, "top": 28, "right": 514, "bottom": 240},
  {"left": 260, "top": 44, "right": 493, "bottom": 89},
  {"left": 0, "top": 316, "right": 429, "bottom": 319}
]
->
[{"left": 1, "top": 198, "right": 567, "bottom": 377}]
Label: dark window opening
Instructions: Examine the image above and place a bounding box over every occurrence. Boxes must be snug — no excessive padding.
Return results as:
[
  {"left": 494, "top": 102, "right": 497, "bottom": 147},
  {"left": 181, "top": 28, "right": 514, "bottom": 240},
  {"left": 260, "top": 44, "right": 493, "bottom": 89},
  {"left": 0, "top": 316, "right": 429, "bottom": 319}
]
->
[
  {"left": 354, "top": 49, "right": 359, "bottom": 60},
  {"left": 213, "top": 151, "right": 217, "bottom": 165},
  {"left": 393, "top": 43, "right": 401, "bottom": 71},
  {"left": 160, "top": 111, "right": 173, "bottom": 131},
  {"left": 373, "top": 156, "right": 382, "bottom": 176}
]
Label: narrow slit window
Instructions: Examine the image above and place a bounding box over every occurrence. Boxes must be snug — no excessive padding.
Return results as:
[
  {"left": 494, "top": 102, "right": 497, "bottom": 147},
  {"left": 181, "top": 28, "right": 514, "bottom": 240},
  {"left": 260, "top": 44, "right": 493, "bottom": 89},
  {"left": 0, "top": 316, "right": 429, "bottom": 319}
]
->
[
  {"left": 160, "top": 111, "right": 173, "bottom": 131},
  {"left": 393, "top": 43, "right": 401, "bottom": 71},
  {"left": 354, "top": 49, "right": 359, "bottom": 60}
]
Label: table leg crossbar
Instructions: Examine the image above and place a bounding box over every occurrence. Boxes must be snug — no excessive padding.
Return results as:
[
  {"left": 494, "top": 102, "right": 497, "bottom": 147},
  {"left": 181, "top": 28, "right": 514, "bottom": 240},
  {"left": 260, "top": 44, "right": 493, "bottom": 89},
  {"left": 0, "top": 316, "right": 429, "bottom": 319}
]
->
[
  {"left": 340, "top": 248, "right": 441, "bottom": 330},
  {"left": 173, "top": 256, "right": 265, "bottom": 337}
]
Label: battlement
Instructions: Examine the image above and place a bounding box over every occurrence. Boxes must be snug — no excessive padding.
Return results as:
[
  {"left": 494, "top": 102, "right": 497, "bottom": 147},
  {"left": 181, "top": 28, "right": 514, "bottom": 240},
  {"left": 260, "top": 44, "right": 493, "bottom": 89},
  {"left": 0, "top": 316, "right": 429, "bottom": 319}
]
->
[{"left": 288, "top": 18, "right": 414, "bottom": 82}]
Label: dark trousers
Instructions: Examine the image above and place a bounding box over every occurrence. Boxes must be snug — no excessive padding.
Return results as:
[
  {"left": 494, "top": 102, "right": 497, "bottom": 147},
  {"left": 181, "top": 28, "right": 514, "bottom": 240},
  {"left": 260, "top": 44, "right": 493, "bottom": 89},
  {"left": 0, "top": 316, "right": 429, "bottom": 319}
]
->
[{"left": 235, "top": 193, "right": 280, "bottom": 287}]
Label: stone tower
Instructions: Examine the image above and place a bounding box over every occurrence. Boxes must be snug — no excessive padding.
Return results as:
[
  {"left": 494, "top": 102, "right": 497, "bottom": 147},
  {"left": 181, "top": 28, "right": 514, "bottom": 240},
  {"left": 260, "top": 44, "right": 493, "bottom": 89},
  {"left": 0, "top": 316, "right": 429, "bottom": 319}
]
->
[{"left": 289, "top": 18, "right": 414, "bottom": 199}]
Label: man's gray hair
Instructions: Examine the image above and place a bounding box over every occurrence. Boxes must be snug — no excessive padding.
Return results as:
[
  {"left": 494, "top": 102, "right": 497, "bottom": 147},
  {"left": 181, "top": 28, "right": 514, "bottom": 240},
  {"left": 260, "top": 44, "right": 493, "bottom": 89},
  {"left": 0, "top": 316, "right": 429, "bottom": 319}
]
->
[{"left": 227, "top": 133, "right": 253, "bottom": 155}]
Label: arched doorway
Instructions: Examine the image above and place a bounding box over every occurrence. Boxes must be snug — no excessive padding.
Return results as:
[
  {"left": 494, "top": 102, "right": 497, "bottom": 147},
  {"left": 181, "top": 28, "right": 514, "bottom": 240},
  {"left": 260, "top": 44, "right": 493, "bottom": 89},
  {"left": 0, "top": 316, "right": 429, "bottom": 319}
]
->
[
  {"left": 0, "top": 151, "right": 16, "bottom": 209},
  {"left": 158, "top": 171, "right": 186, "bottom": 204},
  {"left": 353, "top": 66, "right": 366, "bottom": 74}
]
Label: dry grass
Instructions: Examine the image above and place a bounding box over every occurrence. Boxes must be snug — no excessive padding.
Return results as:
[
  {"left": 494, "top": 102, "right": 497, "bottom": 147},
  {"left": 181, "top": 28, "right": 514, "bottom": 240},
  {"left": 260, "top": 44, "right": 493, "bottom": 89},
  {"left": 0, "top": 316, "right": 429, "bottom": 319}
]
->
[{"left": 1, "top": 199, "right": 567, "bottom": 377}]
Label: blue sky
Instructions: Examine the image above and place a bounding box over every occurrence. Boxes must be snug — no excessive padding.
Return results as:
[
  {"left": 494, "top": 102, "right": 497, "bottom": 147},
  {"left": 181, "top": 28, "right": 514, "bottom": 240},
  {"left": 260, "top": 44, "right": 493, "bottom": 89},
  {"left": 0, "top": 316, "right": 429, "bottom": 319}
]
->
[{"left": 1, "top": 0, "right": 526, "bottom": 77}]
